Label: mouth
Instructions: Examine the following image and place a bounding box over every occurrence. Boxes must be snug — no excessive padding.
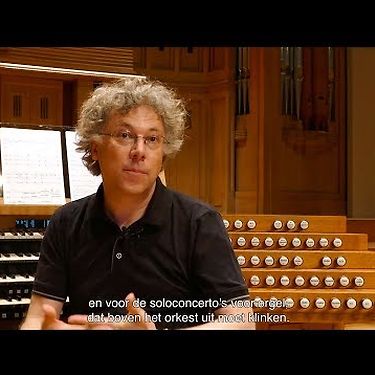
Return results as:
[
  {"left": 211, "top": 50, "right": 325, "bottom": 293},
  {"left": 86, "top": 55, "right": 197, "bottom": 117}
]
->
[{"left": 123, "top": 168, "right": 148, "bottom": 175}]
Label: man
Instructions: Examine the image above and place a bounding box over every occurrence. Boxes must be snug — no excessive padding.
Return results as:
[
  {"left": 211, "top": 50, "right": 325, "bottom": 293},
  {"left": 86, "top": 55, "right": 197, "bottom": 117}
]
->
[{"left": 21, "top": 77, "right": 255, "bottom": 330}]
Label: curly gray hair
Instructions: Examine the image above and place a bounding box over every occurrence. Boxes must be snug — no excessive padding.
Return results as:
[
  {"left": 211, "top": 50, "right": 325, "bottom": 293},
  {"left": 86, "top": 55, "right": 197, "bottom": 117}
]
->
[{"left": 75, "top": 77, "right": 188, "bottom": 176}]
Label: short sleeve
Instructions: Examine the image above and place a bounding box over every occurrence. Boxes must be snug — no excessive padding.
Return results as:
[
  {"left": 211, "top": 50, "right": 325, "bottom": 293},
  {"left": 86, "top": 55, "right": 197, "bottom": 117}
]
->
[
  {"left": 191, "top": 211, "right": 249, "bottom": 302},
  {"left": 32, "top": 210, "right": 67, "bottom": 302}
]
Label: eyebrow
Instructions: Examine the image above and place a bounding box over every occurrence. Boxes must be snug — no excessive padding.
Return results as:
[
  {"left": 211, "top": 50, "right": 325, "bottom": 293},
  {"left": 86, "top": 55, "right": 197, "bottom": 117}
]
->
[{"left": 116, "top": 122, "right": 161, "bottom": 133}]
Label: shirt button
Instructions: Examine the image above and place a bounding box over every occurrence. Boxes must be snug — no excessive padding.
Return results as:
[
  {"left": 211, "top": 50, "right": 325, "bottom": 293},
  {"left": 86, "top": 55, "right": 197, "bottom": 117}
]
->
[{"left": 116, "top": 252, "right": 123, "bottom": 260}]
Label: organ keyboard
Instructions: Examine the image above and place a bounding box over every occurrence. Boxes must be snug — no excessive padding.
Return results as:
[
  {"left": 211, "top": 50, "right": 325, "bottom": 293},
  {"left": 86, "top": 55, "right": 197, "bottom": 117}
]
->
[
  {"left": 223, "top": 214, "right": 375, "bottom": 329},
  {"left": 0, "top": 218, "right": 47, "bottom": 328}
]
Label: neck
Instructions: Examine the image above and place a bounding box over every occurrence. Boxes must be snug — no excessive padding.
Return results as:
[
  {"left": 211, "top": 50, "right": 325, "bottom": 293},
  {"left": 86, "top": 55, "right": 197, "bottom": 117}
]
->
[{"left": 103, "top": 182, "right": 156, "bottom": 229}]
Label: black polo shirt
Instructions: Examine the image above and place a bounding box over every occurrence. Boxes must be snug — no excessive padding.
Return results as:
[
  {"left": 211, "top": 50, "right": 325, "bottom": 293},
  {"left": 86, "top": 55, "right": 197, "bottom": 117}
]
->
[{"left": 33, "top": 177, "right": 248, "bottom": 329}]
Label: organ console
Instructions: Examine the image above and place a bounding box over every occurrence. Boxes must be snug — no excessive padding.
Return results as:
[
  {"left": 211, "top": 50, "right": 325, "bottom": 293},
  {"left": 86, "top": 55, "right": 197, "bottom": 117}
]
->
[
  {"left": 223, "top": 214, "right": 375, "bottom": 329},
  {"left": 0, "top": 208, "right": 374, "bottom": 330},
  {"left": 0, "top": 207, "right": 53, "bottom": 329}
]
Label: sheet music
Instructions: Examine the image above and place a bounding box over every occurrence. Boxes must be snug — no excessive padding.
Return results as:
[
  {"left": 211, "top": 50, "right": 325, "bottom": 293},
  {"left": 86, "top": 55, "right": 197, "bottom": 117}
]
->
[
  {"left": 65, "top": 131, "right": 102, "bottom": 201},
  {"left": 0, "top": 127, "right": 66, "bottom": 205}
]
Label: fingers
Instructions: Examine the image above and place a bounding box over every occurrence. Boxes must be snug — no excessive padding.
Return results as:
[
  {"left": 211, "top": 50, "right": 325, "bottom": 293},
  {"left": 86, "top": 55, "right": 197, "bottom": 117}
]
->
[
  {"left": 124, "top": 293, "right": 156, "bottom": 330},
  {"left": 63, "top": 293, "right": 157, "bottom": 330},
  {"left": 41, "top": 304, "right": 59, "bottom": 329},
  {"left": 42, "top": 304, "right": 58, "bottom": 319},
  {"left": 42, "top": 305, "right": 87, "bottom": 330},
  {"left": 68, "top": 314, "right": 112, "bottom": 329},
  {"left": 125, "top": 293, "right": 138, "bottom": 314},
  {"left": 67, "top": 314, "right": 89, "bottom": 325}
]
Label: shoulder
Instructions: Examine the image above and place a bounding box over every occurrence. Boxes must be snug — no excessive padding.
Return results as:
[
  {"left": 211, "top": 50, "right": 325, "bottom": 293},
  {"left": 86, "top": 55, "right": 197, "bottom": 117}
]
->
[
  {"left": 50, "top": 193, "right": 95, "bottom": 224},
  {"left": 167, "top": 187, "right": 222, "bottom": 222}
]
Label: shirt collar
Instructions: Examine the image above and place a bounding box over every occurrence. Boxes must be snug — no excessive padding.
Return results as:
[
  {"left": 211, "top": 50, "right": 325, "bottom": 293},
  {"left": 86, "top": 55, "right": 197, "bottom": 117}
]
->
[
  {"left": 86, "top": 177, "right": 172, "bottom": 228},
  {"left": 142, "top": 177, "right": 172, "bottom": 227}
]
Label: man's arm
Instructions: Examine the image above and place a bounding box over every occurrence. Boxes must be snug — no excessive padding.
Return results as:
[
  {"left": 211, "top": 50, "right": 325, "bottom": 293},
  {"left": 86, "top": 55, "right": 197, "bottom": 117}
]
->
[
  {"left": 190, "top": 211, "right": 254, "bottom": 329},
  {"left": 20, "top": 294, "right": 64, "bottom": 330}
]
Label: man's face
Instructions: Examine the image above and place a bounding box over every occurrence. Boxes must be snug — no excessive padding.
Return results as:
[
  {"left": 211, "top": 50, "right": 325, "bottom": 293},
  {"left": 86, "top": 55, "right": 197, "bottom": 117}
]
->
[{"left": 91, "top": 105, "right": 165, "bottom": 196}]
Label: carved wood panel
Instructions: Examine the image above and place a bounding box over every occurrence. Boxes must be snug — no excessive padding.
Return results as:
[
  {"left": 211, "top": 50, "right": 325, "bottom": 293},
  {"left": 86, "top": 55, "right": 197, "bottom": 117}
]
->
[
  {"left": 146, "top": 48, "right": 175, "bottom": 71},
  {"left": 179, "top": 48, "right": 203, "bottom": 72},
  {"left": 0, "top": 76, "right": 63, "bottom": 125}
]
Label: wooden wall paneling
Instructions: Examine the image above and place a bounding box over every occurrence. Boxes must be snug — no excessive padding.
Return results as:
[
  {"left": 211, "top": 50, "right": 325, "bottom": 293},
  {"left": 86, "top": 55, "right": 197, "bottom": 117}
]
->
[
  {"left": 257, "top": 48, "right": 265, "bottom": 214},
  {"left": 137, "top": 47, "right": 231, "bottom": 86},
  {"left": 75, "top": 78, "right": 95, "bottom": 121},
  {"left": 265, "top": 47, "right": 346, "bottom": 215},
  {"left": 135, "top": 47, "right": 234, "bottom": 208},
  {"left": 209, "top": 48, "right": 226, "bottom": 72},
  {"left": 0, "top": 76, "right": 63, "bottom": 126},
  {"left": 133, "top": 48, "right": 146, "bottom": 71},
  {"left": 228, "top": 59, "right": 236, "bottom": 214},
  {"left": 0, "top": 75, "right": 2, "bottom": 119},
  {"left": 207, "top": 48, "right": 234, "bottom": 86},
  {"left": 179, "top": 48, "right": 204, "bottom": 73},
  {"left": 29, "top": 82, "right": 63, "bottom": 125},
  {"left": 63, "top": 81, "right": 75, "bottom": 127},
  {"left": 207, "top": 87, "right": 232, "bottom": 212},
  {"left": 164, "top": 94, "right": 204, "bottom": 200},
  {"left": 234, "top": 114, "right": 259, "bottom": 213},
  {"left": 262, "top": 47, "right": 283, "bottom": 213},
  {"left": 164, "top": 154, "right": 177, "bottom": 189},
  {"left": 146, "top": 48, "right": 176, "bottom": 71},
  {"left": 347, "top": 48, "right": 375, "bottom": 218},
  {"left": 1, "top": 78, "right": 30, "bottom": 123},
  {"left": 336, "top": 48, "right": 347, "bottom": 212},
  {"left": 0, "top": 48, "right": 135, "bottom": 74},
  {"left": 234, "top": 48, "right": 263, "bottom": 214},
  {"left": 200, "top": 95, "right": 210, "bottom": 204},
  {"left": 347, "top": 218, "right": 375, "bottom": 243}
]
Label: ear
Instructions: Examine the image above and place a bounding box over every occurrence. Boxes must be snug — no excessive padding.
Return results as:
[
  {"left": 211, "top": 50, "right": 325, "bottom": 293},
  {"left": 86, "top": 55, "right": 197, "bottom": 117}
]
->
[{"left": 91, "top": 141, "right": 99, "bottom": 161}]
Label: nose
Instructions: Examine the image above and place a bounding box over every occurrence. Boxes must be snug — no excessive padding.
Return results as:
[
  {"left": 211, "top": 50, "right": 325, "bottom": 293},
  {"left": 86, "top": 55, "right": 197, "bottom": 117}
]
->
[{"left": 129, "top": 137, "right": 146, "bottom": 161}]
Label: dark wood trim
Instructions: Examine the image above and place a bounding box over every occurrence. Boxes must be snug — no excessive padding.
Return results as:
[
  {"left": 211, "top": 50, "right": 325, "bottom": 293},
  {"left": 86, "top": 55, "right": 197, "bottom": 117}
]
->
[{"left": 347, "top": 218, "right": 375, "bottom": 242}]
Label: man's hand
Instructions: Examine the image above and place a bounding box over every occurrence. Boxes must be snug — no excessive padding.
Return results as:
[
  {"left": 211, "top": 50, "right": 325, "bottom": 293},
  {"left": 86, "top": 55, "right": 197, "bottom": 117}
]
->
[
  {"left": 41, "top": 304, "right": 86, "bottom": 330},
  {"left": 42, "top": 293, "right": 156, "bottom": 330}
]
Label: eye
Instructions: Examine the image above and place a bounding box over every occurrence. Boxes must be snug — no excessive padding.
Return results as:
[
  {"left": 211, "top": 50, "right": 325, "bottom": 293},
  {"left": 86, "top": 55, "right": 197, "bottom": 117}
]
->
[
  {"left": 120, "top": 132, "right": 132, "bottom": 139},
  {"left": 147, "top": 135, "right": 159, "bottom": 144}
]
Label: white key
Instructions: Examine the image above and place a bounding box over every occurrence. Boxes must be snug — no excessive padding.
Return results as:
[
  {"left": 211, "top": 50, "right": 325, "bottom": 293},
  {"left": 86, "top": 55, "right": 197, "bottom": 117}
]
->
[
  {"left": 0, "top": 297, "right": 31, "bottom": 306},
  {"left": 0, "top": 275, "right": 34, "bottom": 283},
  {"left": 0, "top": 253, "right": 39, "bottom": 262}
]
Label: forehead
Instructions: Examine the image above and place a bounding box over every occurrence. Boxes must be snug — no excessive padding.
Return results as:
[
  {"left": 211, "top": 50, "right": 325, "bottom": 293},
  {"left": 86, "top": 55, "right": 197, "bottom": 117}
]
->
[{"left": 107, "top": 106, "right": 164, "bottom": 132}]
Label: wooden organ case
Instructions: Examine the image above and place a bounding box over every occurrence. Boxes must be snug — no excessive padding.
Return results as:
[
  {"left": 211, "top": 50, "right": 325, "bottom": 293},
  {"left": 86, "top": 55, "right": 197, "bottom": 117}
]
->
[{"left": 223, "top": 214, "right": 375, "bottom": 329}]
